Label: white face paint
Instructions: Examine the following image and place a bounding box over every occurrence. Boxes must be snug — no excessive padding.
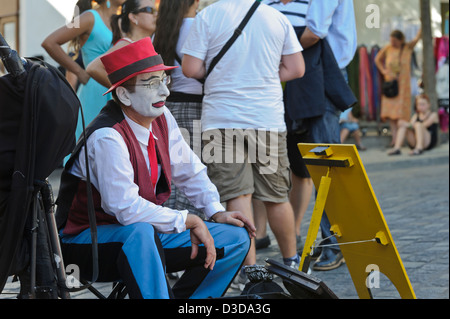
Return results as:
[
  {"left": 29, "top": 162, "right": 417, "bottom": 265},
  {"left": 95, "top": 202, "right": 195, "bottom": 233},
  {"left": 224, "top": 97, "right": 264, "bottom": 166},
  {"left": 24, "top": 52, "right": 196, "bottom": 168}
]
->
[{"left": 121, "top": 71, "right": 170, "bottom": 118}]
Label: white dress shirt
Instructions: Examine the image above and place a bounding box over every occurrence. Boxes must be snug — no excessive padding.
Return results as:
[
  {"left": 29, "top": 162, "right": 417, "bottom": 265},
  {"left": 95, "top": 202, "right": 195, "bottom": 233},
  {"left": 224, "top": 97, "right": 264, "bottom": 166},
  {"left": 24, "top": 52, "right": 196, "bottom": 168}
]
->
[{"left": 69, "top": 107, "right": 225, "bottom": 234}]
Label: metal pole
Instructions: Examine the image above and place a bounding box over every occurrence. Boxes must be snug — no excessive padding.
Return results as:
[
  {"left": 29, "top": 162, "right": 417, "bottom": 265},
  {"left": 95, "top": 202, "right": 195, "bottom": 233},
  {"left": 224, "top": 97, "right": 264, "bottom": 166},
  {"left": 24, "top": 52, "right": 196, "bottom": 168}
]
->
[
  {"left": 29, "top": 192, "right": 39, "bottom": 299},
  {"left": 0, "top": 32, "right": 26, "bottom": 78},
  {"left": 41, "top": 181, "right": 71, "bottom": 299}
]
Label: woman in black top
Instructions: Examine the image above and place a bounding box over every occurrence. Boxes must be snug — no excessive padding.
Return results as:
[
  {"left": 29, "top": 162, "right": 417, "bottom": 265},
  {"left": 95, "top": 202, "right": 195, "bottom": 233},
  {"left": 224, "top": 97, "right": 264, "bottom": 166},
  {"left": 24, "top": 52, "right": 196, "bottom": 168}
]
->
[{"left": 388, "top": 93, "right": 439, "bottom": 156}]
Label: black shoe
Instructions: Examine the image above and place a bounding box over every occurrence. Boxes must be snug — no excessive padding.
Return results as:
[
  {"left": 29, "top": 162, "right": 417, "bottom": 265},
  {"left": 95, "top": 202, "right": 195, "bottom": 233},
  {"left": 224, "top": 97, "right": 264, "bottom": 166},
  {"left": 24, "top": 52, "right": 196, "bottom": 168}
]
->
[
  {"left": 312, "top": 250, "right": 345, "bottom": 271},
  {"left": 309, "top": 246, "right": 322, "bottom": 260},
  {"left": 388, "top": 148, "right": 401, "bottom": 156},
  {"left": 356, "top": 144, "right": 367, "bottom": 151},
  {"left": 255, "top": 235, "right": 271, "bottom": 250}
]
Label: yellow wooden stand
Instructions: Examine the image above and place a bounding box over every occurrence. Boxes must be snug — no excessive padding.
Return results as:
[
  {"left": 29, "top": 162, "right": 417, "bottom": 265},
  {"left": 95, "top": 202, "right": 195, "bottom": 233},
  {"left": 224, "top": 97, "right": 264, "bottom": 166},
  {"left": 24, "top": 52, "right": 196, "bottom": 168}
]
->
[{"left": 297, "top": 143, "right": 416, "bottom": 299}]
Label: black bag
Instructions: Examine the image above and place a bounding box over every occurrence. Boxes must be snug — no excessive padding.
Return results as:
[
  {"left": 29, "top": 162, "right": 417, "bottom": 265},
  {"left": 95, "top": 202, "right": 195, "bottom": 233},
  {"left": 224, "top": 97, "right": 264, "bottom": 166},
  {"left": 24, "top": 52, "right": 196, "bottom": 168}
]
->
[
  {"left": 0, "top": 57, "right": 80, "bottom": 293},
  {"left": 382, "top": 79, "right": 399, "bottom": 98}
]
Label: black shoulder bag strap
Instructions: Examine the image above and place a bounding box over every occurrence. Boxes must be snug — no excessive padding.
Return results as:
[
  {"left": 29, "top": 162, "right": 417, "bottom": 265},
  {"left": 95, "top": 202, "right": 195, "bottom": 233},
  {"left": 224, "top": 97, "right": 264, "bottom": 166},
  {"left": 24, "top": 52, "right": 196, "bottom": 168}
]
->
[{"left": 205, "top": 1, "right": 260, "bottom": 79}]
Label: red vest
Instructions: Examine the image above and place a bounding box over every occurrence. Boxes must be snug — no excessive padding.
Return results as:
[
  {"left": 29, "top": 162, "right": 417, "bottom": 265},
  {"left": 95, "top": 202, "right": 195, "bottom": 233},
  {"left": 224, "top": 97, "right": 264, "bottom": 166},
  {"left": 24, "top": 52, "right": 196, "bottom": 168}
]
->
[{"left": 62, "top": 110, "right": 172, "bottom": 235}]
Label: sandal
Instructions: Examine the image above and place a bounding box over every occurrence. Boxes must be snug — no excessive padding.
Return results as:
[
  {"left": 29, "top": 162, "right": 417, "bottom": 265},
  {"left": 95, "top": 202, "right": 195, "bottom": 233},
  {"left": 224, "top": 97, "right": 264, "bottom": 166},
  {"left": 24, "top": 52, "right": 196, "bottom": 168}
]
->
[
  {"left": 410, "top": 149, "right": 423, "bottom": 156},
  {"left": 387, "top": 149, "right": 401, "bottom": 156},
  {"left": 385, "top": 142, "right": 395, "bottom": 149},
  {"left": 356, "top": 144, "right": 367, "bottom": 151}
]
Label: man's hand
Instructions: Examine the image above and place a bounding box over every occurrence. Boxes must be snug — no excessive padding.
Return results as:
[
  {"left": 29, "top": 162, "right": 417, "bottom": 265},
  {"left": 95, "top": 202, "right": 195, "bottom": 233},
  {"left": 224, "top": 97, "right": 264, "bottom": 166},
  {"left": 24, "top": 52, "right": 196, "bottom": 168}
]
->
[
  {"left": 185, "top": 214, "right": 216, "bottom": 270},
  {"left": 211, "top": 211, "right": 257, "bottom": 239}
]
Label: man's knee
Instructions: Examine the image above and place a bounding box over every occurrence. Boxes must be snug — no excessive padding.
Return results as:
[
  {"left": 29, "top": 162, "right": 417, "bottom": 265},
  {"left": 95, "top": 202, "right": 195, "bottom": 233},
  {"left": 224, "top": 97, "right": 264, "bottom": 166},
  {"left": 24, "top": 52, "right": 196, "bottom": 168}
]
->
[
  {"left": 234, "top": 226, "right": 251, "bottom": 248},
  {"left": 124, "top": 222, "right": 157, "bottom": 243},
  {"left": 215, "top": 223, "right": 251, "bottom": 252},
  {"left": 230, "top": 226, "right": 251, "bottom": 258}
]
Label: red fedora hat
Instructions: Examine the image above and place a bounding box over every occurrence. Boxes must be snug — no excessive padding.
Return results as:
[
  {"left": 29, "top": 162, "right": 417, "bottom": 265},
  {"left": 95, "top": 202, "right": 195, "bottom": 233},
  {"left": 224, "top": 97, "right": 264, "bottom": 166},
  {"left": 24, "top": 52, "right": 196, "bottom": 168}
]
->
[{"left": 101, "top": 37, "right": 177, "bottom": 95}]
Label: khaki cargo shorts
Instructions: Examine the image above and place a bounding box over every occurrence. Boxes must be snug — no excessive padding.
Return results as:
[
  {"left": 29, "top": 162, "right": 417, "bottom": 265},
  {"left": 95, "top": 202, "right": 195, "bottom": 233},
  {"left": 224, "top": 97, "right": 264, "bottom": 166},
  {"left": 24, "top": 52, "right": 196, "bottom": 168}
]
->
[{"left": 202, "top": 129, "right": 291, "bottom": 203}]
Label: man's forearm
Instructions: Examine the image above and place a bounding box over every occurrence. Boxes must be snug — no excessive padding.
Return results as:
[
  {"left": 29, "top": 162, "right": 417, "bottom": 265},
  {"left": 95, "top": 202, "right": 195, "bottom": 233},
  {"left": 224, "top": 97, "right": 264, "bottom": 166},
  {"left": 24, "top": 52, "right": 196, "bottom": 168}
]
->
[
  {"left": 300, "top": 27, "right": 321, "bottom": 49},
  {"left": 182, "top": 55, "right": 206, "bottom": 79}
]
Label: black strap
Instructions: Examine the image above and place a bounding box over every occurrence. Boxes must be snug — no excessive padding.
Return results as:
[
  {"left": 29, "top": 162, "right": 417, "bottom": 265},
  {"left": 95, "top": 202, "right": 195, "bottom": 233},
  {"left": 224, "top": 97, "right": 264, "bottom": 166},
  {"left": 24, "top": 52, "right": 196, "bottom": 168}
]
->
[
  {"left": 60, "top": 100, "right": 99, "bottom": 293},
  {"left": 205, "top": 1, "right": 260, "bottom": 79}
]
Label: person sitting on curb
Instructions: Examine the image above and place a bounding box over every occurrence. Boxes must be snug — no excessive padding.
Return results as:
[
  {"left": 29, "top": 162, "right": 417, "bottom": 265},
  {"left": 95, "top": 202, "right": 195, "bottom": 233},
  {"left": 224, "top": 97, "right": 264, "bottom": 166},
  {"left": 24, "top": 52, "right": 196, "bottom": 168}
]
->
[
  {"left": 340, "top": 107, "right": 366, "bottom": 151},
  {"left": 56, "top": 37, "right": 255, "bottom": 299},
  {"left": 388, "top": 93, "right": 439, "bottom": 156}
]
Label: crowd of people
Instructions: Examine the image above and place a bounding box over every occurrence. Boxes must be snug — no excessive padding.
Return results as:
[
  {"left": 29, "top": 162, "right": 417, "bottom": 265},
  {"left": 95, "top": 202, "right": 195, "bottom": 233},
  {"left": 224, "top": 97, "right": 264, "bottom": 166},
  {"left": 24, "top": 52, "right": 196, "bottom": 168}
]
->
[{"left": 37, "top": 0, "right": 433, "bottom": 299}]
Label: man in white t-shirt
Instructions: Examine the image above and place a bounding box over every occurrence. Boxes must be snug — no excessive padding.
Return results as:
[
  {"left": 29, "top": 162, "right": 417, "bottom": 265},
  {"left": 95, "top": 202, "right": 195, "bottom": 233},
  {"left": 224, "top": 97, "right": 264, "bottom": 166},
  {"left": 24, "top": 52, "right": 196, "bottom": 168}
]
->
[
  {"left": 258, "top": 0, "right": 314, "bottom": 257},
  {"left": 182, "top": 0, "right": 305, "bottom": 286}
]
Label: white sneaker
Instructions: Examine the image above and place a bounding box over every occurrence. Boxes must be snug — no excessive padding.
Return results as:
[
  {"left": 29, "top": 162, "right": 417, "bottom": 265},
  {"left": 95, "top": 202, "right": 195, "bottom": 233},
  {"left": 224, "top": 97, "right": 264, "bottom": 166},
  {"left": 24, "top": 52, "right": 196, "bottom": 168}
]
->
[
  {"left": 285, "top": 260, "right": 299, "bottom": 269},
  {"left": 285, "top": 259, "right": 312, "bottom": 275}
]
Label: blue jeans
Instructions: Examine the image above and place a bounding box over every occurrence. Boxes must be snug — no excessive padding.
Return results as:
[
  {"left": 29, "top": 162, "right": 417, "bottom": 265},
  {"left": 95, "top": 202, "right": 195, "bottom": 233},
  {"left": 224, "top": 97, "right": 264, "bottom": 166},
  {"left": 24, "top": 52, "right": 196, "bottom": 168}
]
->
[
  {"left": 313, "top": 68, "right": 349, "bottom": 255},
  {"left": 306, "top": 95, "right": 341, "bottom": 255},
  {"left": 306, "top": 96, "right": 341, "bottom": 144},
  {"left": 61, "top": 222, "right": 250, "bottom": 298}
]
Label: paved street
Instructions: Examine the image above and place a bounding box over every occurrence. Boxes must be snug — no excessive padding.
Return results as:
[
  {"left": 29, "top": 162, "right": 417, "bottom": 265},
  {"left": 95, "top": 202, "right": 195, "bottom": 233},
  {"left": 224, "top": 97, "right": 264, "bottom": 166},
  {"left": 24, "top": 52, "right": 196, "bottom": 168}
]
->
[
  {"left": 1, "top": 142, "right": 448, "bottom": 299},
  {"left": 246, "top": 142, "right": 449, "bottom": 299}
]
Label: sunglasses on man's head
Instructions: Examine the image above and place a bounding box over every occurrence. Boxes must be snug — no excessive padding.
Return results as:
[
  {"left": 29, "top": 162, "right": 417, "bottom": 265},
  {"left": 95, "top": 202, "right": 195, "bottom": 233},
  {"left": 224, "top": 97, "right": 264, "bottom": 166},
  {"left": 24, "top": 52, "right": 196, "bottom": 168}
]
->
[{"left": 133, "top": 6, "right": 156, "bottom": 14}]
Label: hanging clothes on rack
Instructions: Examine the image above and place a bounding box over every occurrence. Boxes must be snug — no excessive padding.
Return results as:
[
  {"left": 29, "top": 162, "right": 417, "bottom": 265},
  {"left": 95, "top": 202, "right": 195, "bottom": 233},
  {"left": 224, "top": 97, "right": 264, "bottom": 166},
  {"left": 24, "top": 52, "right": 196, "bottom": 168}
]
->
[
  {"left": 347, "top": 48, "right": 361, "bottom": 118},
  {"left": 434, "top": 36, "right": 449, "bottom": 71},
  {"left": 370, "top": 45, "right": 382, "bottom": 122},
  {"left": 358, "top": 45, "right": 374, "bottom": 121}
]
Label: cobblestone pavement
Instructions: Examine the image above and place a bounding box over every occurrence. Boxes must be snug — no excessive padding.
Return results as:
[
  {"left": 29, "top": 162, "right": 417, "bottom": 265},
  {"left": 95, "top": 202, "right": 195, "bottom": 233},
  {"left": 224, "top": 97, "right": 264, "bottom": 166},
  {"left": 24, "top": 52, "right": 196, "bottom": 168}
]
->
[{"left": 1, "top": 143, "right": 448, "bottom": 299}]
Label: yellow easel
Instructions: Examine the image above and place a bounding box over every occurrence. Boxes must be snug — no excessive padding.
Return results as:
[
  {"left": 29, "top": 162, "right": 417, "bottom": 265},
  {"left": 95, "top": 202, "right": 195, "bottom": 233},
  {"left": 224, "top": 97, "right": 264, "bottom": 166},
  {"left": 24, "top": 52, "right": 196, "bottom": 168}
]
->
[{"left": 297, "top": 143, "right": 416, "bottom": 299}]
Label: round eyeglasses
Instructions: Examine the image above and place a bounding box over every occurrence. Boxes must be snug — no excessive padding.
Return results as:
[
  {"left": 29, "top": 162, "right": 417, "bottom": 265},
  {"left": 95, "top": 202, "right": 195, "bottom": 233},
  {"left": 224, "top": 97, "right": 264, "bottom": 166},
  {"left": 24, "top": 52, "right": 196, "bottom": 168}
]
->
[{"left": 125, "top": 75, "right": 171, "bottom": 91}]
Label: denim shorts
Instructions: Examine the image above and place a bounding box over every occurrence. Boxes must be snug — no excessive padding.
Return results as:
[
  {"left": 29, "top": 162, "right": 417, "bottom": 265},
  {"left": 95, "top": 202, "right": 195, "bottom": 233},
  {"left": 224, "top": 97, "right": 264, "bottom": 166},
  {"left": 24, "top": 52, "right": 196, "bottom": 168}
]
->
[{"left": 340, "top": 121, "right": 359, "bottom": 134}]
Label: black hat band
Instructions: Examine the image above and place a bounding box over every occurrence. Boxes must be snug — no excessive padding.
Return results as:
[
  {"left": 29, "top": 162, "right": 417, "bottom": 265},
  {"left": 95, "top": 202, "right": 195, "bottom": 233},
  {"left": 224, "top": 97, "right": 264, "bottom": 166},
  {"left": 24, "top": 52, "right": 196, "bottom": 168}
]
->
[{"left": 108, "top": 54, "right": 164, "bottom": 84}]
